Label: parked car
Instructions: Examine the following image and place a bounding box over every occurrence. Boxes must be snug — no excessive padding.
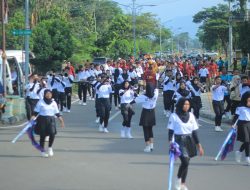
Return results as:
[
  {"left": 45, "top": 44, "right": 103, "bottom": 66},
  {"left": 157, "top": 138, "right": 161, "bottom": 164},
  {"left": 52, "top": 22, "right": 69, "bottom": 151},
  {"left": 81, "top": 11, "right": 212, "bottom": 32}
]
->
[{"left": 92, "top": 57, "right": 109, "bottom": 65}]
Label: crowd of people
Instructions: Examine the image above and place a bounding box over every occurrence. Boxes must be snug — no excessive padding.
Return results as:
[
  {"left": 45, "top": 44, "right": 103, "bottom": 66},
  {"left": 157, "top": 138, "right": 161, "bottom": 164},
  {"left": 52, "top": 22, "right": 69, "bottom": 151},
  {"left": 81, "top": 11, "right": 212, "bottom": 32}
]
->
[{"left": 21, "top": 54, "right": 250, "bottom": 189}]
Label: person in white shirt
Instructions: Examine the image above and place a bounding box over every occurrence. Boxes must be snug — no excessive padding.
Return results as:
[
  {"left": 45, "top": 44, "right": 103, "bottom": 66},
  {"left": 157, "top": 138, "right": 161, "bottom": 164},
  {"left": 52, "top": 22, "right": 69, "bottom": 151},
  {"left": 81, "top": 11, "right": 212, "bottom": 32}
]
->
[
  {"left": 198, "top": 64, "right": 209, "bottom": 84},
  {"left": 128, "top": 67, "right": 138, "bottom": 87},
  {"left": 212, "top": 76, "right": 228, "bottom": 132},
  {"left": 135, "top": 83, "right": 159, "bottom": 153},
  {"left": 240, "top": 76, "right": 250, "bottom": 97},
  {"left": 50, "top": 70, "right": 61, "bottom": 104},
  {"left": 167, "top": 98, "right": 204, "bottom": 190},
  {"left": 113, "top": 63, "right": 123, "bottom": 109},
  {"left": 63, "top": 67, "right": 74, "bottom": 112},
  {"left": 77, "top": 65, "right": 90, "bottom": 105},
  {"left": 92, "top": 74, "right": 102, "bottom": 123},
  {"left": 119, "top": 81, "right": 137, "bottom": 139},
  {"left": 174, "top": 81, "right": 192, "bottom": 103},
  {"left": 189, "top": 77, "right": 204, "bottom": 121},
  {"left": 27, "top": 74, "right": 40, "bottom": 116},
  {"left": 234, "top": 92, "right": 250, "bottom": 165},
  {"left": 162, "top": 70, "right": 176, "bottom": 117},
  {"left": 33, "top": 89, "right": 65, "bottom": 158},
  {"left": 97, "top": 76, "right": 113, "bottom": 133}
]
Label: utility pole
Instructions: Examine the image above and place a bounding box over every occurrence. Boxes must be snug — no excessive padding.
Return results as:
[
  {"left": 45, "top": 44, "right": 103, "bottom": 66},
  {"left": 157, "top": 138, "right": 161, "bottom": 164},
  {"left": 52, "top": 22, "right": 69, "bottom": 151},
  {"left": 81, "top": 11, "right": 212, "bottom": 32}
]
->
[
  {"left": 1, "top": 0, "right": 7, "bottom": 96},
  {"left": 24, "top": 0, "right": 30, "bottom": 85},
  {"left": 228, "top": 1, "right": 233, "bottom": 67},
  {"left": 159, "top": 23, "right": 162, "bottom": 58},
  {"left": 132, "top": 0, "right": 136, "bottom": 59}
]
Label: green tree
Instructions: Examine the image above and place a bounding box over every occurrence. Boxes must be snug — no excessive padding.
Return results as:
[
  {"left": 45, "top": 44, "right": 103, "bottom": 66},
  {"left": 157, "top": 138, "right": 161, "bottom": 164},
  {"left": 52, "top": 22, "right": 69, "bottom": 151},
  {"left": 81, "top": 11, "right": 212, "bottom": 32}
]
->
[
  {"left": 32, "top": 19, "right": 74, "bottom": 73},
  {"left": 193, "top": 4, "right": 230, "bottom": 53}
]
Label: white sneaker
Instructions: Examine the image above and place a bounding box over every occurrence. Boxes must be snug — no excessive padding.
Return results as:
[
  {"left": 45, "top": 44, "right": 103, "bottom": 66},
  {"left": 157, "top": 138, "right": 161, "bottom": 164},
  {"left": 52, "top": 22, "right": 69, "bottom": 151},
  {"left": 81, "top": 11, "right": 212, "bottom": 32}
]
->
[
  {"left": 235, "top": 151, "right": 242, "bottom": 163},
  {"left": 150, "top": 143, "right": 154, "bottom": 151},
  {"left": 103, "top": 128, "right": 109, "bottom": 133},
  {"left": 63, "top": 107, "right": 67, "bottom": 112},
  {"left": 95, "top": 117, "right": 100, "bottom": 123},
  {"left": 120, "top": 127, "right": 125, "bottom": 138},
  {"left": 82, "top": 102, "right": 87, "bottom": 106},
  {"left": 45, "top": 136, "right": 49, "bottom": 142},
  {"left": 41, "top": 152, "right": 49, "bottom": 158},
  {"left": 78, "top": 100, "right": 82, "bottom": 105},
  {"left": 67, "top": 109, "right": 71, "bottom": 113},
  {"left": 175, "top": 178, "right": 182, "bottom": 190},
  {"left": 166, "top": 111, "right": 171, "bottom": 117},
  {"left": 144, "top": 146, "right": 151, "bottom": 153},
  {"left": 99, "top": 124, "right": 104, "bottom": 132},
  {"left": 91, "top": 98, "right": 95, "bottom": 101},
  {"left": 125, "top": 127, "right": 133, "bottom": 139},
  {"left": 48, "top": 147, "right": 54, "bottom": 157},
  {"left": 246, "top": 157, "right": 250, "bottom": 166},
  {"left": 215, "top": 126, "right": 223, "bottom": 132},
  {"left": 181, "top": 185, "right": 189, "bottom": 190},
  {"left": 222, "top": 114, "right": 226, "bottom": 119}
]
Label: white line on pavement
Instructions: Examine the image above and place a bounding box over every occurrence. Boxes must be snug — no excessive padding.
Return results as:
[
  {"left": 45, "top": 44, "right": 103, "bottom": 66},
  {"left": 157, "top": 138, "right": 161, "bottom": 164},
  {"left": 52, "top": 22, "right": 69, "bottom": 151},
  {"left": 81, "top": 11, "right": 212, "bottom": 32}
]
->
[
  {"left": 0, "top": 121, "right": 28, "bottom": 129},
  {"left": 109, "top": 111, "right": 120, "bottom": 122}
]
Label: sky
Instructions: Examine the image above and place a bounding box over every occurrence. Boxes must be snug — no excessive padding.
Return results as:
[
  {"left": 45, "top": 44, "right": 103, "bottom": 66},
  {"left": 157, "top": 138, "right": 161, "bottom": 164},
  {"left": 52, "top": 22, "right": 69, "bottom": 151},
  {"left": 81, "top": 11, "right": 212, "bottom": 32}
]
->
[{"left": 114, "top": 0, "right": 227, "bottom": 38}]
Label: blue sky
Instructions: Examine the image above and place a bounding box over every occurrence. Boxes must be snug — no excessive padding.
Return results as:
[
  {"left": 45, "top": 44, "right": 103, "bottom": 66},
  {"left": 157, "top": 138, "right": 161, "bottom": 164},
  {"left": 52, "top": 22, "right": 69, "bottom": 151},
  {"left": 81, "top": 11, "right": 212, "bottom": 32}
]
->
[{"left": 114, "top": 0, "right": 227, "bottom": 38}]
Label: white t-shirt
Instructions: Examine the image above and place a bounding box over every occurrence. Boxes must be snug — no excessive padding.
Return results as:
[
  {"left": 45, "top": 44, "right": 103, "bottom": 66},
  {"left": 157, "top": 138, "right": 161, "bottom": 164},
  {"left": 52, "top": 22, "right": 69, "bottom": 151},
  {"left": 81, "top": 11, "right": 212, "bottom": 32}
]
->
[
  {"left": 34, "top": 99, "right": 59, "bottom": 116},
  {"left": 240, "top": 84, "right": 250, "bottom": 97},
  {"left": 162, "top": 76, "right": 175, "bottom": 91},
  {"left": 98, "top": 84, "right": 113, "bottom": 98},
  {"left": 167, "top": 112, "right": 198, "bottom": 135},
  {"left": 63, "top": 75, "right": 74, "bottom": 88},
  {"left": 135, "top": 89, "right": 159, "bottom": 109},
  {"left": 199, "top": 68, "right": 209, "bottom": 77},
  {"left": 212, "top": 85, "right": 227, "bottom": 101},
  {"left": 28, "top": 82, "right": 40, "bottom": 100},
  {"left": 119, "top": 89, "right": 135, "bottom": 104},
  {"left": 77, "top": 70, "right": 90, "bottom": 81},
  {"left": 236, "top": 106, "right": 250, "bottom": 121}
]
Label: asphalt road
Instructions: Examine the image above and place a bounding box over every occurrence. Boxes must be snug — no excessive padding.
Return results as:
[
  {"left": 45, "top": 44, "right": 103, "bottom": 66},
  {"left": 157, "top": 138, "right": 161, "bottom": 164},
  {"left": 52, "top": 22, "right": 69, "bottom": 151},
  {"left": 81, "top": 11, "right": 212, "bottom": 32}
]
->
[{"left": 0, "top": 95, "right": 249, "bottom": 190}]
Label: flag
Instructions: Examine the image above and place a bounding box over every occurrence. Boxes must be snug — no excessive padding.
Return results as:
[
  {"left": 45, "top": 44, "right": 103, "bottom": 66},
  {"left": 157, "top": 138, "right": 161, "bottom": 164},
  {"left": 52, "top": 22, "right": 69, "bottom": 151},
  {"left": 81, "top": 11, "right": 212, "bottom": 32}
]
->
[
  {"left": 215, "top": 128, "right": 237, "bottom": 161},
  {"left": 221, "top": 128, "right": 237, "bottom": 160},
  {"left": 168, "top": 141, "right": 181, "bottom": 190},
  {"left": 26, "top": 124, "right": 44, "bottom": 152}
]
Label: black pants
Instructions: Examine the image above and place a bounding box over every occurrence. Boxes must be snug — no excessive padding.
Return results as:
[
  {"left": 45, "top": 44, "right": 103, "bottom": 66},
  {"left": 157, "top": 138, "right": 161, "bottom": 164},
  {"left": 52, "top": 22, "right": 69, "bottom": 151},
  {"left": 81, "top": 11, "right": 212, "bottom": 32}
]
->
[
  {"left": 25, "top": 98, "right": 31, "bottom": 120},
  {"left": 64, "top": 87, "right": 72, "bottom": 110},
  {"left": 178, "top": 156, "right": 190, "bottom": 183},
  {"left": 212, "top": 100, "right": 224, "bottom": 126},
  {"left": 52, "top": 89, "right": 59, "bottom": 104},
  {"left": 143, "top": 126, "right": 153, "bottom": 142},
  {"left": 240, "top": 142, "right": 250, "bottom": 157},
  {"left": 95, "top": 96, "right": 101, "bottom": 118},
  {"left": 223, "top": 95, "right": 231, "bottom": 113},
  {"left": 163, "top": 90, "right": 175, "bottom": 112},
  {"left": 99, "top": 98, "right": 111, "bottom": 128},
  {"left": 231, "top": 100, "right": 241, "bottom": 115},
  {"left": 121, "top": 104, "right": 134, "bottom": 128},
  {"left": 30, "top": 99, "right": 39, "bottom": 114},
  {"left": 58, "top": 92, "right": 65, "bottom": 111},
  {"left": 114, "top": 84, "right": 121, "bottom": 107},
  {"left": 40, "top": 134, "right": 55, "bottom": 150},
  {"left": 192, "top": 96, "right": 202, "bottom": 119},
  {"left": 242, "top": 65, "right": 247, "bottom": 74},
  {"left": 78, "top": 83, "right": 88, "bottom": 103}
]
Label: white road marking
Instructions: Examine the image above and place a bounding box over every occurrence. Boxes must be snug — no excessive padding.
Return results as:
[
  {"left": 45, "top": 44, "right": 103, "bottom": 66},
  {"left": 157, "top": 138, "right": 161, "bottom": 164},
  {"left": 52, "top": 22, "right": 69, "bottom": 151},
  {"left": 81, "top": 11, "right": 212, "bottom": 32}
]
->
[{"left": 109, "top": 111, "right": 120, "bottom": 122}]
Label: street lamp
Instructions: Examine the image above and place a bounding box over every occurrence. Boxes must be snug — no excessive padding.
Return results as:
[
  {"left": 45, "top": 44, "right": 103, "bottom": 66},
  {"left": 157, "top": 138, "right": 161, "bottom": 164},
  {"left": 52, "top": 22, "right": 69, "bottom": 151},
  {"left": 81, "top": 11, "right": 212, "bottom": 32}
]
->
[{"left": 114, "top": 0, "right": 156, "bottom": 58}]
